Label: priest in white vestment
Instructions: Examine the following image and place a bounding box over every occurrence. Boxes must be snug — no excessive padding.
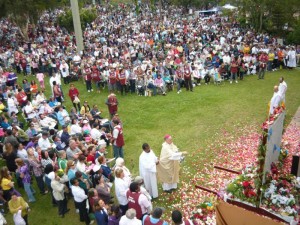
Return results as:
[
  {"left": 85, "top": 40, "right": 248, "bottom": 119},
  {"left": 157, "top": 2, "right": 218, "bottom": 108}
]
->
[
  {"left": 157, "top": 135, "right": 186, "bottom": 193},
  {"left": 139, "top": 143, "right": 159, "bottom": 198},
  {"left": 269, "top": 86, "right": 281, "bottom": 115},
  {"left": 278, "top": 77, "right": 287, "bottom": 104}
]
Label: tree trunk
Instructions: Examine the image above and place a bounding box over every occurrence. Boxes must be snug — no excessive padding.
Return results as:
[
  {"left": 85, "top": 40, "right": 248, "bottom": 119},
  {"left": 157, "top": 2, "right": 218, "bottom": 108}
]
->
[
  {"left": 19, "top": 22, "right": 29, "bottom": 42},
  {"left": 11, "top": 13, "right": 30, "bottom": 41},
  {"left": 259, "top": 10, "right": 263, "bottom": 32}
]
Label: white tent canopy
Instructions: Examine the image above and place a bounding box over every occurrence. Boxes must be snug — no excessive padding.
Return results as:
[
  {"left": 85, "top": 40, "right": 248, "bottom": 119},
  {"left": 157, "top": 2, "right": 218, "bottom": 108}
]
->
[{"left": 222, "top": 4, "right": 237, "bottom": 10}]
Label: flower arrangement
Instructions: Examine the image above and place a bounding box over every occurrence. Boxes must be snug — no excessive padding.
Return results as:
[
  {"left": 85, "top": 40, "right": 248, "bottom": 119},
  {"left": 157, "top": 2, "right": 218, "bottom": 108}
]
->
[
  {"left": 261, "top": 163, "right": 300, "bottom": 218},
  {"left": 190, "top": 197, "right": 217, "bottom": 225},
  {"left": 262, "top": 106, "right": 284, "bottom": 130},
  {"left": 225, "top": 166, "right": 259, "bottom": 205}
]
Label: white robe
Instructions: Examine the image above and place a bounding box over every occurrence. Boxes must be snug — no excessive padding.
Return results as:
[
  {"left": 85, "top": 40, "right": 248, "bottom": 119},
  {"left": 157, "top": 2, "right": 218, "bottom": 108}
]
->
[
  {"left": 139, "top": 150, "right": 159, "bottom": 198},
  {"left": 278, "top": 81, "right": 287, "bottom": 103},
  {"left": 287, "top": 50, "right": 296, "bottom": 68},
  {"left": 269, "top": 91, "right": 281, "bottom": 115}
]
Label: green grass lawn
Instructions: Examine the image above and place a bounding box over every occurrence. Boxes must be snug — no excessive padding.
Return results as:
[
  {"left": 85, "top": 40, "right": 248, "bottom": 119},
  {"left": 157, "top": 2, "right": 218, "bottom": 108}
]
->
[{"left": 3, "top": 68, "right": 300, "bottom": 224}]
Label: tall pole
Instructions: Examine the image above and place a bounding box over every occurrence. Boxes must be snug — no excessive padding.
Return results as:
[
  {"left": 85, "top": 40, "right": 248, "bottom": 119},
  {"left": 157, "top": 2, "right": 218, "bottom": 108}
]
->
[{"left": 70, "top": 0, "right": 84, "bottom": 52}]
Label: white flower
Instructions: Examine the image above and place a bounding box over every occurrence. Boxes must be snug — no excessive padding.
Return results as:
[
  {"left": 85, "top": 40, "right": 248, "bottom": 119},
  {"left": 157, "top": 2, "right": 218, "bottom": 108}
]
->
[{"left": 197, "top": 208, "right": 202, "bottom": 214}]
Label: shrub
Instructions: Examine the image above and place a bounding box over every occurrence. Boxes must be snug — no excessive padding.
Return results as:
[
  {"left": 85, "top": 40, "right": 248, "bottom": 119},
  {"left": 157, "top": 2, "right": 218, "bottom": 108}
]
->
[{"left": 58, "top": 7, "right": 97, "bottom": 32}]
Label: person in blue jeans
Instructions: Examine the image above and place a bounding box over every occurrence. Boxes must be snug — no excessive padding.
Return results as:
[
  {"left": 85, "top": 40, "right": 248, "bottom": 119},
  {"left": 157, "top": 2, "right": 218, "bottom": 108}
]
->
[{"left": 15, "top": 158, "right": 36, "bottom": 202}]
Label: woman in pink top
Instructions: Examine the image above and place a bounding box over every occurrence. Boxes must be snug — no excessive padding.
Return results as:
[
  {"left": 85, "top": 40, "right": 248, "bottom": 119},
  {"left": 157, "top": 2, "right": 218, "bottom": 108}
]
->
[{"left": 36, "top": 71, "right": 45, "bottom": 90}]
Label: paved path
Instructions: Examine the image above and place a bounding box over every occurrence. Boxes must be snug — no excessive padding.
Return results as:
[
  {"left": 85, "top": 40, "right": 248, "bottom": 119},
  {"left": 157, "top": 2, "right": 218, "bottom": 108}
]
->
[{"left": 289, "top": 106, "right": 300, "bottom": 127}]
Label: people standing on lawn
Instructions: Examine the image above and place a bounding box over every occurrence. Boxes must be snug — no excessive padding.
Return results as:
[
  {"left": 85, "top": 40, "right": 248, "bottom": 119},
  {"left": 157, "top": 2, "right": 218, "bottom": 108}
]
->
[{"left": 0, "top": 3, "right": 299, "bottom": 225}]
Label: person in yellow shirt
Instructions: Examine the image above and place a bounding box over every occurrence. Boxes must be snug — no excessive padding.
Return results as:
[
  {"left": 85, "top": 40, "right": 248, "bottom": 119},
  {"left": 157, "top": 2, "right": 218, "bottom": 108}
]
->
[
  {"left": 0, "top": 166, "right": 16, "bottom": 201},
  {"left": 243, "top": 44, "right": 250, "bottom": 54},
  {"left": 8, "top": 194, "right": 29, "bottom": 224},
  {"left": 268, "top": 49, "right": 275, "bottom": 71}
]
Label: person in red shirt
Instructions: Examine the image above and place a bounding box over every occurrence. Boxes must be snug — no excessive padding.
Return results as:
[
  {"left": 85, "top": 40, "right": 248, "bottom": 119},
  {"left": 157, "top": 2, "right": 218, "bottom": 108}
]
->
[
  {"left": 83, "top": 65, "right": 93, "bottom": 92},
  {"left": 106, "top": 93, "right": 118, "bottom": 118},
  {"left": 68, "top": 83, "right": 80, "bottom": 111},
  {"left": 183, "top": 64, "right": 193, "bottom": 91},
  {"left": 126, "top": 182, "right": 151, "bottom": 220},
  {"left": 111, "top": 119, "right": 124, "bottom": 158},
  {"left": 230, "top": 58, "right": 239, "bottom": 84},
  {"left": 91, "top": 65, "right": 101, "bottom": 93},
  {"left": 118, "top": 68, "right": 127, "bottom": 95},
  {"left": 108, "top": 67, "right": 117, "bottom": 93},
  {"left": 16, "top": 88, "right": 28, "bottom": 107},
  {"left": 258, "top": 52, "right": 268, "bottom": 80}
]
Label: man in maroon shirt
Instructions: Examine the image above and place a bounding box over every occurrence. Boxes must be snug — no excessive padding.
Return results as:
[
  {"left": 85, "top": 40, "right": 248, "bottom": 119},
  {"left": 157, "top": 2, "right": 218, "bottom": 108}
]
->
[
  {"left": 126, "top": 182, "right": 151, "bottom": 220},
  {"left": 111, "top": 119, "right": 124, "bottom": 158},
  {"left": 83, "top": 65, "right": 93, "bottom": 92},
  {"left": 68, "top": 84, "right": 80, "bottom": 111}
]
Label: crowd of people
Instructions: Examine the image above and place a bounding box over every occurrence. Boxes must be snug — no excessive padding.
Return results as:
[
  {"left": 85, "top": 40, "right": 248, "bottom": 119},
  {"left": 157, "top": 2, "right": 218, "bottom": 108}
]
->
[{"left": 0, "top": 1, "right": 298, "bottom": 225}]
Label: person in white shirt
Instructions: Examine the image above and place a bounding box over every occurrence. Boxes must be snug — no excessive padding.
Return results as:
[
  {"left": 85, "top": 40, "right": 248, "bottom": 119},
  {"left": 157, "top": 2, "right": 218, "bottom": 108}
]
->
[
  {"left": 24, "top": 101, "right": 37, "bottom": 119},
  {"left": 60, "top": 60, "right": 70, "bottom": 84},
  {"left": 278, "top": 77, "right": 287, "bottom": 103},
  {"left": 49, "top": 73, "right": 62, "bottom": 98},
  {"left": 70, "top": 178, "right": 90, "bottom": 225},
  {"left": 139, "top": 143, "right": 158, "bottom": 199},
  {"left": 73, "top": 54, "right": 81, "bottom": 66},
  {"left": 39, "top": 114, "right": 57, "bottom": 129},
  {"left": 38, "top": 132, "right": 52, "bottom": 151},
  {"left": 119, "top": 209, "right": 142, "bottom": 225},
  {"left": 7, "top": 93, "right": 19, "bottom": 115},
  {"left": 269, "top": 86, "right": 281, "bottom": 115},
  {"left": 114, "top": 158, "right": 132, "bottom": 184},
  {"left": 70, "top": 119, "right": 82, "bottom": 136},
  {"left": 114, "top": 168, "right": 130, "bottom": 215},
  {"left": 90, "top": 123, "right": 101, "bottom": 141},
  {"left": 222, "top": 52, "right": 231, "bottom": 65}
]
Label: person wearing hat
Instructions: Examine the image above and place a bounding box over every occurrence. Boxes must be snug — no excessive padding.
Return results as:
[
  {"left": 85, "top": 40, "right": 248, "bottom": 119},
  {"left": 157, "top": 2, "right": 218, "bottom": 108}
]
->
[
  {"left": 51, "top": 170, "right": 70, "bottom": 218},
  {"left": 142, "top": 207, "right": 168, "bottom": 225},
  {"left": 139, "top": 143, "right": 159, "bottom": 199},
  {"left": 119, "top": 208, "right": 142, "bottom": 225},
  {"left": 171, "top": 210, "right": 193, "bottom": 225},
  {"left": 157, "top": 135, "right": 187, "bottom": 193}
]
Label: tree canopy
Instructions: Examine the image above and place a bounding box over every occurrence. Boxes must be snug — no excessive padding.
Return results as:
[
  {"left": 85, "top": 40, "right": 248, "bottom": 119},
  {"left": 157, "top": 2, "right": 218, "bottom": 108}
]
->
[{"left": 0, "top": 0, "right": 62, "bottom": 40}]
